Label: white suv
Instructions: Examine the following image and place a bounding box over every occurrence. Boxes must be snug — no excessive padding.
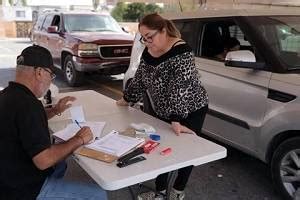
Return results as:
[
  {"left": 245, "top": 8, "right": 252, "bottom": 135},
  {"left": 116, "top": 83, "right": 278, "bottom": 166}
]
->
[{"left": 124, "top": 7, "right": 300, "bottom": 200}]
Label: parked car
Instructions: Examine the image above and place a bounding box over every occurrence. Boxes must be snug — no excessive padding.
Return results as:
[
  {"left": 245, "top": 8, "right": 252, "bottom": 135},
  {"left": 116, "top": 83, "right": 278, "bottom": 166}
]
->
[
  {"left": 31, "top": 10, "right": 134, "bottom": 86},
  {"left": 124, "top": 7, "right": 300, "bottom": 200}
]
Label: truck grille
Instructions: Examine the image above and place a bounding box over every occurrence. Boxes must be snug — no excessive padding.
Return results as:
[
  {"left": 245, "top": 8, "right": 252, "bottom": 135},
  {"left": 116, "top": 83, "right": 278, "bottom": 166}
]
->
[{"left": 98, "top": 45, "right": 132, "bottom": 59}]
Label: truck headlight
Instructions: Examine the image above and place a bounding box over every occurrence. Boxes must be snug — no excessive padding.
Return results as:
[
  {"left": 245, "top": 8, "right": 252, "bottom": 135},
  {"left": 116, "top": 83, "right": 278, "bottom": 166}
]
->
[{"left": 78, "top": 43, "right": 99, "bottom": 57}]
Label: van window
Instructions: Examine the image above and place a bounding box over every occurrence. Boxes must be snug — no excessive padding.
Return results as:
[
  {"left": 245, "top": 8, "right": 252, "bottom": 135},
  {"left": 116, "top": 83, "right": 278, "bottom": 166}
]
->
[
  {"left": 250, "top": 16, "right": 300, "bottom": 70},
  {"left": 173, "top": 20, "right": 200, "bottom": 53},
  {"left": 200, "top": 20, "right": 254, "bottom": 62},
  {"left": 280, "top": 28, "right": 300, "bottom": 53},
  {"left": 229, "top": 26, "right": 250, "bottom": 47}
]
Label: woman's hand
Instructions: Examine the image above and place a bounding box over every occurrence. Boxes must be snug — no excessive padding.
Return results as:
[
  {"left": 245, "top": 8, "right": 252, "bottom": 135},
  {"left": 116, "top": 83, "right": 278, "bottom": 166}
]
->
[
  {"left": 53, "top": 96, "right": 76, "bottom": 114},
  {"left": 116, "top": 97, "right": 129, "bottom": 106},
  {"left": 171, "top": 122, "right": 195, "bottom": 136}
]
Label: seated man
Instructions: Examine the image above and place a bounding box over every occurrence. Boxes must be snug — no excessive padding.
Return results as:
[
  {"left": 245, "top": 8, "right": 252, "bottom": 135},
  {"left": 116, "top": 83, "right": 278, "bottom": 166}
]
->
[
  {"left": 0, "top": 45, "right": 107, "bottom": 200},
  {"left": 215, "top": 37, "right": 241, "bottom": 61}
]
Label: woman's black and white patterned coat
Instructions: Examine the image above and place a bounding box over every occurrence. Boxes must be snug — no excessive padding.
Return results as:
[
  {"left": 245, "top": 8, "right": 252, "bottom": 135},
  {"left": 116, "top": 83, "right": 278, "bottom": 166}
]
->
[{"left": 124, "top": 43, "right": 208, "bottom": 122}]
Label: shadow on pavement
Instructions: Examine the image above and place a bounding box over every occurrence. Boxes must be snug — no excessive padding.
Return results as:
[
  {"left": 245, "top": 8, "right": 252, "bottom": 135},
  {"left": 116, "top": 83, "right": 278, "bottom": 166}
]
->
[{"left": 0, "top": 68, "right": 15, "bottom": 89}]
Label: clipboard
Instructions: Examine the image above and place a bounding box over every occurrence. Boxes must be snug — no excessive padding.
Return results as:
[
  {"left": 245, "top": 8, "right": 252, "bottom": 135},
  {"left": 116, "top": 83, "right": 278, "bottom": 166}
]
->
[
  {"left": 75, "top": 147, "right": 118, "bottom": 163},
  {"left": 74, "top": 130, "right": 144, "bottom": 163}
]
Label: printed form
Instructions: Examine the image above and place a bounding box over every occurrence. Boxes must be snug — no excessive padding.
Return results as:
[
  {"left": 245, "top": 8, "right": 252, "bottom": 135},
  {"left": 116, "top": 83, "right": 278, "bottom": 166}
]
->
[{"left": 85, "top": 130, "right": 145, "bottom": 157}]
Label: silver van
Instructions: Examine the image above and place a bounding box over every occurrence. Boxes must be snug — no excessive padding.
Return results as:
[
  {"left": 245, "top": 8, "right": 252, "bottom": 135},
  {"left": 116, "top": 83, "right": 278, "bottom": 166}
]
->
[{"left": 124, "top": 7, "right": 300, "bottom": 200}]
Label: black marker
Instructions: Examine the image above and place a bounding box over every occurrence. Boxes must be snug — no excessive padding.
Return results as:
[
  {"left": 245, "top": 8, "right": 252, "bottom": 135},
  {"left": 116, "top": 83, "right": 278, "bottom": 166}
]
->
[{"left": 117, "top": 156, "right": 146, "bottom": 168}]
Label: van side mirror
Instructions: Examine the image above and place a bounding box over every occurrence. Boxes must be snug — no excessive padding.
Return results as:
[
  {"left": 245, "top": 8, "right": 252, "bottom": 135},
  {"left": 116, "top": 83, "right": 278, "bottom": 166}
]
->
[
  {"left": 225, "top": 50, "right": 256, "bottom": 62},
  {"left": 47, "top": 26, "right": 58, "bottom": 33},
  {"left": 225, "top": 50, "right": 265, "bottom": 70}
]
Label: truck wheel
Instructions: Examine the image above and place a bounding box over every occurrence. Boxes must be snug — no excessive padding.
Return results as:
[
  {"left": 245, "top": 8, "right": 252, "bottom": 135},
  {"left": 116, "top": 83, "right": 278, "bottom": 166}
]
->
[
  {"left": 64, "top": 55, "right": 83, "bottom": 87},
  {"left": 271, "top": 137, "right": 300, "bottom": 200}
]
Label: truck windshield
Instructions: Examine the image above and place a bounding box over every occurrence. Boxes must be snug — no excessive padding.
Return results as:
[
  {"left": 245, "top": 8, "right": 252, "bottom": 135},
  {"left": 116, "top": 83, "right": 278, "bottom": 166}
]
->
[
  {"left": 250, "top": 16, "right": 300, "bottom": 70},
  {"left": 64, "top": 14, "right": 123, "bottom": 33}
]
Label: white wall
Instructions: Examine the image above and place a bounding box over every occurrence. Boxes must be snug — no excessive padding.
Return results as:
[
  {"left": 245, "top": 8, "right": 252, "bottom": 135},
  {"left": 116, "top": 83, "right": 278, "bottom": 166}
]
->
[
  {"left": 1, "top": 6, "right": 32, "bottom": 21},
  {"left": 27, "top": 0, "right": 105, "bottom": 6}
]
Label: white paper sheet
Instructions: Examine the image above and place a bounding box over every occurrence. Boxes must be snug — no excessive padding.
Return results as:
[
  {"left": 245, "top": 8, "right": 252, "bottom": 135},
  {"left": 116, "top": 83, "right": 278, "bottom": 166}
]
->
[
  {"left": 85, "top": 130, "right": 145, "bottom": 157},
  {"left": 53, "top": 122, "right": 106, "bottom": 142},
  {"left": 70, "top": 105, "right": 85, "bottom": 123}
]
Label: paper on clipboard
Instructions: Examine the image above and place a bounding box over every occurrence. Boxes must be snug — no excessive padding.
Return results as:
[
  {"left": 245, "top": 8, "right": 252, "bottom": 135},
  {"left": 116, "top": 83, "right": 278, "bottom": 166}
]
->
[
  {"left": 53, "top": 122, "right": 106, "bottom": 141},
  {"left": 85, "top": 130, "right": 145, "bottom": 157}
]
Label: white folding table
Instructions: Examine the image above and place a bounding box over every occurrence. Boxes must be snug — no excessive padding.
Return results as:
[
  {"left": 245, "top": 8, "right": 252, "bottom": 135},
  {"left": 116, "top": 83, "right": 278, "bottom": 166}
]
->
[{"left": 49, "top": 90, "right": 227, "bottom": 199}]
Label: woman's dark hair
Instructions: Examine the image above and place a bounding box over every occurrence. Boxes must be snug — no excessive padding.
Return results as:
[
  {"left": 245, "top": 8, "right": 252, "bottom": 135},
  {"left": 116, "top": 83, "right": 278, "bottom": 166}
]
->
[{"left": 138, "top": 13, "right": 181, "bottom": 38}]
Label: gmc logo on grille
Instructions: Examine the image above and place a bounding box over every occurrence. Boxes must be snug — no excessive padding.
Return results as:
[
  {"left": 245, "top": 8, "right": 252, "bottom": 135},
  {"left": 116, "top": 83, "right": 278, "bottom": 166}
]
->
[{"left": 113, "top": 49, "right": 129, "bottom": 54}]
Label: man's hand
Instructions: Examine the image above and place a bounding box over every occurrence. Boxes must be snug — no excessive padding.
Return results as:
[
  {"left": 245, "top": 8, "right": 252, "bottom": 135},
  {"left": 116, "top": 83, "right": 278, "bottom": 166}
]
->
[
  {"left": 116, "top": 97, "right": 129, "bottom": 106},
  {"left": 75, "top": 126, "right": 93, "bottom": 145},
  {"left": 53, "top": 96, "right": 76, "bottom": 114},
  {"left": 33, "top": 126, "right": 93, "bottom": 170},
  {"left": 171, "top": 122, "right": 195, "bottom": 136}
]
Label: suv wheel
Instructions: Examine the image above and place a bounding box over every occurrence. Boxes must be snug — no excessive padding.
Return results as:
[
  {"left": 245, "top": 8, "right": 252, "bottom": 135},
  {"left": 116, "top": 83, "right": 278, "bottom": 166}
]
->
[
  {"left": 271, "top": 137, "right": 300, "bottom": 200},
  {"left": 64, "top": 55, "right": 83, "bottom": 87}
]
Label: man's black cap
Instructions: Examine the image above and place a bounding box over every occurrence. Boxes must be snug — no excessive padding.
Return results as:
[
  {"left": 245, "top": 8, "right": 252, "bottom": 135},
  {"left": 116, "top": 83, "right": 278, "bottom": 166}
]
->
[{"left": 17, "top": 45, "right": 54, "bottom": 71}]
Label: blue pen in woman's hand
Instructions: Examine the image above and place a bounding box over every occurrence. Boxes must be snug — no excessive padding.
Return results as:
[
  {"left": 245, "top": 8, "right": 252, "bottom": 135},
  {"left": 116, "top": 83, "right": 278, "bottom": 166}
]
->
[{"left": 75, "top": 120, "right": 82, "bottom": 128}]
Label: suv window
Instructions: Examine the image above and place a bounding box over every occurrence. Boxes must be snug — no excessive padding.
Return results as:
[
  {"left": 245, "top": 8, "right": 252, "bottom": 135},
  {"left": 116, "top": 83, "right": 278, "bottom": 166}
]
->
[
  {"left": 33, "top": 14, "right": 46, "bottom": 31},
  {"left": 52, "top": 15, "right": 61, "bottom": 29},
  {"left": 64, "top": 14, "right": 122, "bottom": 33},
  {"left": 41, "top": 14, "right": 54, "bottom": 31}
]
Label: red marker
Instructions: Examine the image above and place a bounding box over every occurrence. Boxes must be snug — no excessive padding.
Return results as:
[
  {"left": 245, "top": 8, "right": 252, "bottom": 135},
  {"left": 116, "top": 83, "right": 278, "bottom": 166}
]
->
[{"left": 160, "top": 148, "right": 172, "bottom": 155}]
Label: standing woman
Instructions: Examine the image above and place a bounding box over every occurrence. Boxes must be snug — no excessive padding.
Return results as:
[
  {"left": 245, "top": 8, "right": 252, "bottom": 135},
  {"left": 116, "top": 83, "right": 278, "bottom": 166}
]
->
[{"left": 117, "top": 13, "right": 208, "bottom": 200}]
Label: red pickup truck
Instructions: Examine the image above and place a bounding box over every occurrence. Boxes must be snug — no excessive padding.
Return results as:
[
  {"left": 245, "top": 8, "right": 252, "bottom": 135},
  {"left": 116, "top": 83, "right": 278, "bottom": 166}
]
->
[{"left": 31, "top": 10, "right": 134, "bottom": 86}]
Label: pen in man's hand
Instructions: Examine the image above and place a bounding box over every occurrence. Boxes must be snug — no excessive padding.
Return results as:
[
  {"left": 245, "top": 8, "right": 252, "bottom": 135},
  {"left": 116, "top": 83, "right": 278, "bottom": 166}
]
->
[{"left": 75, "top": 120, "right": 82, "bottom": 128}]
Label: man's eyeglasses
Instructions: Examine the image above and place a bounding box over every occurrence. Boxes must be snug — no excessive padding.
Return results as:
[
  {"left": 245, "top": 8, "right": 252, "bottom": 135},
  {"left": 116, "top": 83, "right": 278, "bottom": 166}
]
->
[
  {"left": 42, "top": 68, "right": 56, "bottom": 80},
  {"left": 139, "top": 30, "right": 159, "bottom": 44}
]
